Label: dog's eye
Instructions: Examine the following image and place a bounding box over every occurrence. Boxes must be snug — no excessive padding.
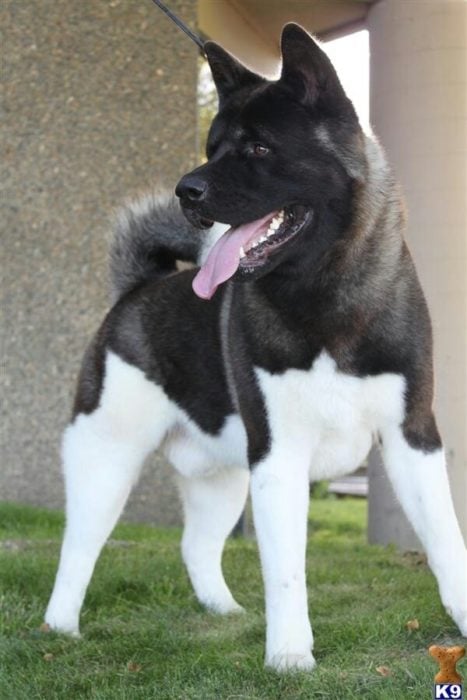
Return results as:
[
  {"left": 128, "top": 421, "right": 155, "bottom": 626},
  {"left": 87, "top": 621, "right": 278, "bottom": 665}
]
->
[{"left": 252, "top": 143, "right": 269, "bottom": 157}]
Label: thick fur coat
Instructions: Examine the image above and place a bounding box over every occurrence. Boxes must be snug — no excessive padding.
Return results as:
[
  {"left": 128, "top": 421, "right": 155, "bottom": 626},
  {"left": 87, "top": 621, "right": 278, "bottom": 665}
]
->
[{"left": 45, "top": 25, "right": 467, "bottom": 671}]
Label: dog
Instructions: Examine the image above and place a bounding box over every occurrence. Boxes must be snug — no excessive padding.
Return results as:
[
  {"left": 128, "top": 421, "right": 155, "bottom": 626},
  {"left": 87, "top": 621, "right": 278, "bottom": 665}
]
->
[{"left": 45, "top": 24, "right": 467, "bottom": 671}]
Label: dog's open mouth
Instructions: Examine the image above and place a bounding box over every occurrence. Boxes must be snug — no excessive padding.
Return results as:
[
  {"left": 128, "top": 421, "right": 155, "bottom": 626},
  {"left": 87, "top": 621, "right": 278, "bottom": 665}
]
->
[{"left": 193, "top": 205, "right": 311, "bottom": 299}]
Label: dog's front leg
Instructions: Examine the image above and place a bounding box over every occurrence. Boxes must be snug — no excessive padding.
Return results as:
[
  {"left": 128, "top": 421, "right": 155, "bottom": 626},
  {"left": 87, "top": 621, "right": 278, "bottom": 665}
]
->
[
  {"left": 381, "top": 423, "right": 467, "bottom": 635},
  {"left": 250, "top": 445, "right": 314, "bottom": 672}
]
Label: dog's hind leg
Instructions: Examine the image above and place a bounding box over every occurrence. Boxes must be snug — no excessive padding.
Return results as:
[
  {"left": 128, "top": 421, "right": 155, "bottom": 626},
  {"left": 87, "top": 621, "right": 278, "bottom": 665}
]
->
[
  {"left": 380, "top": 420, "right": 467, "bottom": 635},
  {"left": 178, "top": 468, "right": 249, "bottom": 614},
  {"left": 45, "top": 352, "right": 177, "bottom": 635}
]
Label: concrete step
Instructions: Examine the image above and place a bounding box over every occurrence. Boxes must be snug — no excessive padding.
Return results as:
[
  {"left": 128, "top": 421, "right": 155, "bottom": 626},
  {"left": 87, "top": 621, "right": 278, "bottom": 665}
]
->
[{"left": 328, "top": 475, "right": 368, "bottom": 497}]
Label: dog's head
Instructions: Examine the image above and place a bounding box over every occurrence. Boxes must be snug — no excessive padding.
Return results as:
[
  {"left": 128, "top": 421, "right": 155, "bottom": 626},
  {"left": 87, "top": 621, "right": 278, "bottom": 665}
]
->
[{"left": 176, "top": 24, "right": 366, "bottom": 299}]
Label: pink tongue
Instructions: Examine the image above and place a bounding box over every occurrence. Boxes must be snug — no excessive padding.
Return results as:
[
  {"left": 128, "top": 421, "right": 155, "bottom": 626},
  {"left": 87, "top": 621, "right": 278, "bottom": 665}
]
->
[{"left": 192, "top": 213, "right": 275, "bottom": 300}]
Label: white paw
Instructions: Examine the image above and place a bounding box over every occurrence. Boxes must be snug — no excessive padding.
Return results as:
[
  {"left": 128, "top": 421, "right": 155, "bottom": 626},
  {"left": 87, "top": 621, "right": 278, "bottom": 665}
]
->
[
  {"left": 44, "top": 619, "right": 81, "bottom": 637},
  {"left": 44, "top": 610, "right": 81, "bottom": 637},
  {"left": 204, "top": 598, "right": 245, "bottom": 615},
  {"left": 266, "top": 651, "right": 316, "bottom": 673}
]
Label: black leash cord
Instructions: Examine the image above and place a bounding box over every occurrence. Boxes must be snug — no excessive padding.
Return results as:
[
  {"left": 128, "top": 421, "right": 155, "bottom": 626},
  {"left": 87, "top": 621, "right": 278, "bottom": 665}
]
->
[{"left": 150, "top": 0, "right": 206, "bottom": 53}]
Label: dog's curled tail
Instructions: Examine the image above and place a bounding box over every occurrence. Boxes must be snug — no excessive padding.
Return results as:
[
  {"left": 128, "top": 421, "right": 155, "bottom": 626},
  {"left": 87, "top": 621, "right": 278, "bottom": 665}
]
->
[{"left": 109, "top": 192, "right": 203, "bottom": 301}]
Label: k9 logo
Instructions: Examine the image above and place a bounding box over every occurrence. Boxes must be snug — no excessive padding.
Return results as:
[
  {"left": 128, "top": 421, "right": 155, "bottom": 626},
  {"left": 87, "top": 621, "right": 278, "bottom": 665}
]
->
[{"left": 434, "top": 684, "right": 463, "bottom": 699}]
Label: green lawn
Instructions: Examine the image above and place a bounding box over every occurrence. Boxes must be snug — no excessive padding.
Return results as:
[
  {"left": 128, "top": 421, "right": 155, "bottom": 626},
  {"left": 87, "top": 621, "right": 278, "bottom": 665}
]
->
[{"left": 0, "top": 499, "right": 464, "bottom": 699}]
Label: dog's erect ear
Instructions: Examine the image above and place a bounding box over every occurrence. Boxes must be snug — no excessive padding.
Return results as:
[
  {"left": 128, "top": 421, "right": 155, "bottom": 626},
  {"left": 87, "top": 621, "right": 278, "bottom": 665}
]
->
[
  {"left": 205, "top": 42, "right": 265, "bottom": 104},
  {"left": 280, "top": 23, "right": 347, "bottom": 110}
]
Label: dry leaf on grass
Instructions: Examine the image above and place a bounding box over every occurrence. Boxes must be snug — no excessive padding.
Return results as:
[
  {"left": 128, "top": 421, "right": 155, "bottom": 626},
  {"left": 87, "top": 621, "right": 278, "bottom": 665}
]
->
[
  {"left": 376, "top": 665, "right": 392, "bottom": 677},
  {"left": 43, "top": 653, "right": 54, "bottom": 662},
  {"left": 406, "top": 618, "right": 420, "bottom": 631},
  {"left": 39, "top": 623, "right": 51, "bottom": 633},
  {"left": 402, "top": 551, "right": 428, "bottom": 567},
  {"left": 127, "top": 662, "right": 142, "bottom": 673}
]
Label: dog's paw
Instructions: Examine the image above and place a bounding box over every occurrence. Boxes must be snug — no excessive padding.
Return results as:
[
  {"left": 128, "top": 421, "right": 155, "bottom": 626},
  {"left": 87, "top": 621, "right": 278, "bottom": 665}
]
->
[
  {"left": 266, "top": 651, "right": 316, "bottom": 673},
  {"left": 44, "top": 612, "right": 80, "bottom": 638},
  {"left": 43, "top": 621, "right": 81, "bottom": 637},
  {"left": 205, "top": 597, "right": 245, "bottom": 615}
]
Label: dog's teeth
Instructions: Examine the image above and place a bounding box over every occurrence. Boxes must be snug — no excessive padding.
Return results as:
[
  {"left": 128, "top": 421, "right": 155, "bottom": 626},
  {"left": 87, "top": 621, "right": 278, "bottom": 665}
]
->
[
  {"left": 259, "top": 236, "right": 267, "bottom": 243},
  {"left": 267, "top": 228, "right": 275, "bottom": 237},
  {"left": 239, "top": 246, "right": 246, "bottom": 258}
]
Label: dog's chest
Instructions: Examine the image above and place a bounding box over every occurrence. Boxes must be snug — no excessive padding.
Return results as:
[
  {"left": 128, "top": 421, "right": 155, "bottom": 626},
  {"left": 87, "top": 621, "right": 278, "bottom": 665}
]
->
[
  {"left": 255, "top": 351, "right": 406, "bottom": 479},
  {"left": 169, "top": 350, "right": 405, "bottom": 480}
]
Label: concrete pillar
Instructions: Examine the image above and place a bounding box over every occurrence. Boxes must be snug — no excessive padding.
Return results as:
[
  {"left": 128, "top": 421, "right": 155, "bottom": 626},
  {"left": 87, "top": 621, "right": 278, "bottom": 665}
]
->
[
  {"left": 1, "top": 0, "right": 198, "bottom": 524},
  {"left": 368, "top": 0, "right": 467, "bottom": 547}
]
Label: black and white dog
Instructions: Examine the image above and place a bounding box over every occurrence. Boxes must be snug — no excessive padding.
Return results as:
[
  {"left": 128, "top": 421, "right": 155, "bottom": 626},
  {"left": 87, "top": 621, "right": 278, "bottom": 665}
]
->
[{"left": 45, "top": 25, "right": 466, "bottom": 671}]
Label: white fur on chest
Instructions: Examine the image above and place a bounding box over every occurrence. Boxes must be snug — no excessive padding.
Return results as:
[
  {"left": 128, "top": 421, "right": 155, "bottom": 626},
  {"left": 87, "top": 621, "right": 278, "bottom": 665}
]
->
[
  {"left": 255, "top": 352, "right": 405, "bottom": 480},
  {"left": 94, "top": 351, "right": 405, "bottom": 481},
  {"left": 168, "top": 350, "right": 405, "bottom": 480}
]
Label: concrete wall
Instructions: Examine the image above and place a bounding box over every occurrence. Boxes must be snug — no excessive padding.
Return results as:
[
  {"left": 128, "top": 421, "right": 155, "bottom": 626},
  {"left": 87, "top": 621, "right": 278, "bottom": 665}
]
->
[
  {"left": 368, "top": 0, "right": 467, "bottom": 546},
  {"left": 1, "top": 0, "right": 198, "bottom": 524},
  {"left": 3, "top": 0, "right": 465, "bottom": 542}
]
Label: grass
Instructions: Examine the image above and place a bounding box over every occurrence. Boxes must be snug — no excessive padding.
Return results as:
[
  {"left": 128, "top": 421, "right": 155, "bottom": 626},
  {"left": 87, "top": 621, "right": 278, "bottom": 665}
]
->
[{"left": 0, "top": 499, "right": 465, "bottom": 699}]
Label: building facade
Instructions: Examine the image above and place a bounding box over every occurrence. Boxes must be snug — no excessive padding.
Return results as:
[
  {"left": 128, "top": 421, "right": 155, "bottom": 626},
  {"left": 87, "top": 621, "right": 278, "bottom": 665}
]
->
[{"left": 2, "top": 0, "right": 466, "bottom": 545}]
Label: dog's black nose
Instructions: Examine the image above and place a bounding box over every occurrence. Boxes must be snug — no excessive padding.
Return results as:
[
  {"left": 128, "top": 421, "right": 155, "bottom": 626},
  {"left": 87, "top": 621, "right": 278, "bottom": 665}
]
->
[{"left": 175, "top": 175, "right": 208, "bottom": 202}]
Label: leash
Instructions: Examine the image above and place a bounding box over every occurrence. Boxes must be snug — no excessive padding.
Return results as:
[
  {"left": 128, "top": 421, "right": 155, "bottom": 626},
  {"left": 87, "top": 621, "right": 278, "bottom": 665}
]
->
[{"left": 150, "top": 0, "right": 206, "bottom": 54}]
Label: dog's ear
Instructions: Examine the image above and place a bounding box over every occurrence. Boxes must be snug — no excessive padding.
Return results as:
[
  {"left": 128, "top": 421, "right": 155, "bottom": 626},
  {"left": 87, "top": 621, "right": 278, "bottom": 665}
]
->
[
  {"left": 280, "top": 24, "right": 347, "bottom": 110},
  {"left": 205, "top": 42, "right": 265, "bottom": 104}
]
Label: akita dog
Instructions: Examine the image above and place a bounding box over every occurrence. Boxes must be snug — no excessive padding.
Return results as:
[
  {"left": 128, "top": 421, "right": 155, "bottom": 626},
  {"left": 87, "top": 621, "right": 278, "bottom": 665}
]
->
[{"left": 45, "top": 25, "right": 467, "bottom": 670}]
